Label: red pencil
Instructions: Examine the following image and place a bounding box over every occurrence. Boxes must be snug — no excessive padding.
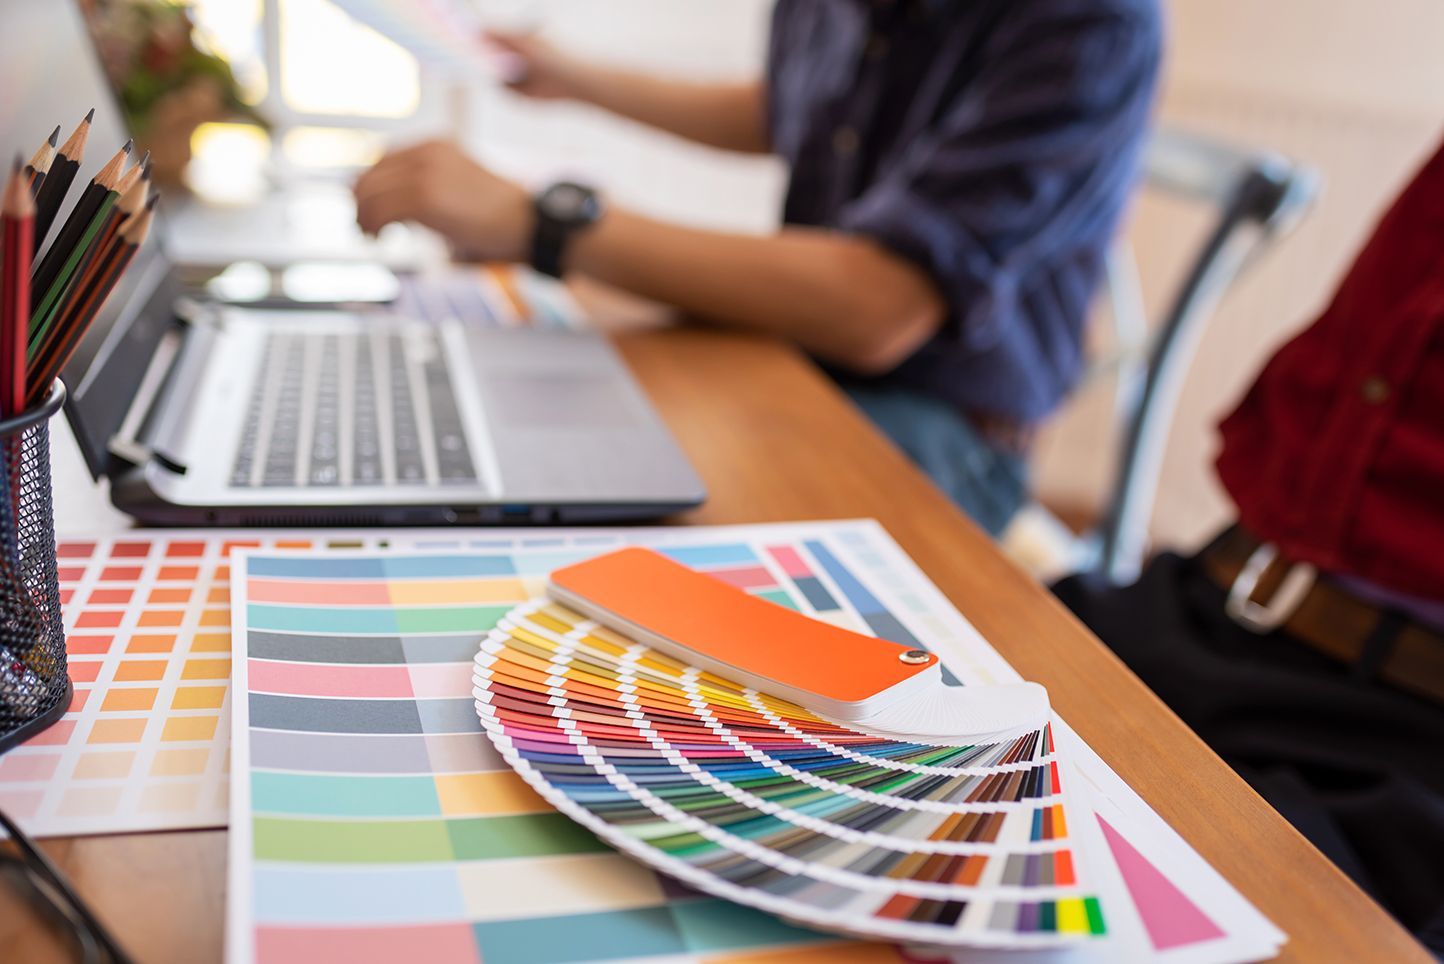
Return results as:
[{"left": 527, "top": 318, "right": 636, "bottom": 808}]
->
[{"left": 2, "top": 157, "right": 34, "bottom": 418}]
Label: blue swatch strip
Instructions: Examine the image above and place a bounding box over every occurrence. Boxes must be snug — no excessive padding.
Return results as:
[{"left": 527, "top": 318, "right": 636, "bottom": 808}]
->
[
  {"left": 804, "top": 540, "right": 923, "bottom": 647},
  {"left": 657, "top": 544, "right": 757, "bottom": 568}
]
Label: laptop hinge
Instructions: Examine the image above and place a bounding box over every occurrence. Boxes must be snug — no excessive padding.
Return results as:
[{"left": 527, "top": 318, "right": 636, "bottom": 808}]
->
[
  {"left": 108, "top": 300, "right": 227, "bottom": 473},
  {"left": 107, "top": 326, "right": 183, "bottom": 469}
]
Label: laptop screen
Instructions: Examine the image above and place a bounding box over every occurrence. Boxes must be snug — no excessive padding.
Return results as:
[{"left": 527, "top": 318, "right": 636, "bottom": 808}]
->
[{"left": 0, "top": 0, "right": 179, "bottom": 479}]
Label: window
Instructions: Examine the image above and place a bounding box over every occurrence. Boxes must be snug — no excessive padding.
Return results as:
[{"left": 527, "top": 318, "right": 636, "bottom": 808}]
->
[{"left": 188, "top": 0, "right": 431, "bottom": 175}]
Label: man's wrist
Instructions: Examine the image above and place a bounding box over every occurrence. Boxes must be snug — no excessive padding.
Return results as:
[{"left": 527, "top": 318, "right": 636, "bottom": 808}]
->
[
  {"left": 530, "top": 182, "right": 604, "bottom": 278},
  {"left": 562, "top": 60, "right": 621, "bottom": 110}
]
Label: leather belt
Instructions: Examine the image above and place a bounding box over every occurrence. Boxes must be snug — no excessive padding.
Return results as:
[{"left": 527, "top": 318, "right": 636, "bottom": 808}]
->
[{"left": 1202, "top": 527, "right": 1444, "bottom": 707}]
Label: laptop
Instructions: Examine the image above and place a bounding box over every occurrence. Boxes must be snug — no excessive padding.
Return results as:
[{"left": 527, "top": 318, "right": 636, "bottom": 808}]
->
[{"left": 3, "top": 1, "right": 706, "bottom": 526}]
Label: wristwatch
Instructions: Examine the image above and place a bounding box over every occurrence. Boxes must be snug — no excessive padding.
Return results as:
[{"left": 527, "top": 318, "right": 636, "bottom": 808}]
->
[{"left": 530, "top": 181, "right": 603, "bottom": 279}]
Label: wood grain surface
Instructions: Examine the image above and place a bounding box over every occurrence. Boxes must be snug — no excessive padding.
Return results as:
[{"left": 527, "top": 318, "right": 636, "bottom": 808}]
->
[{"left": 0, "top": 326, "right": 1427, "bottom": 963}]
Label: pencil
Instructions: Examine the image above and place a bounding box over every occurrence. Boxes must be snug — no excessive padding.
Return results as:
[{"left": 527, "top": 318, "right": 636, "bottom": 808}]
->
[
  {"left": 29, "top": 138, "right": 130, "bottom": 316},
  {"left": 113, "top": 151, "right": 149, "bottom": 197},
  {"left": 2, "top": 159, "right": 34, "bottom": 418},
  {"left": 27, "top": 204, "right": 153, "bottom": 408},
  {"left": 32, "top": 177, "right": 149, "bottom": 371},
  {"left": 23, "top": 127, "right": 60, "bottom": 197},
  {"left": 32, "top": 109, "right": 92, "bottom": 254}
]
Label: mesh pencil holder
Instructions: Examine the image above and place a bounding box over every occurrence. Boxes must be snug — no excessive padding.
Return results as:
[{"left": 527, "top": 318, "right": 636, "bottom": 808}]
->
[{"left": 0, "top": 380, "right": 71, "bottom": 754}]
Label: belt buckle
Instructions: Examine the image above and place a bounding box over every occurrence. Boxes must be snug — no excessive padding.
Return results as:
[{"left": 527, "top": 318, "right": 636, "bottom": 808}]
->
[{"left": 1224, "top": 542, "right": 1317, "bottom": 633}]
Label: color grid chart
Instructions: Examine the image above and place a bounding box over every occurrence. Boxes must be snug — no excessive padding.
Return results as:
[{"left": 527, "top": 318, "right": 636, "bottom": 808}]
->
[
  {"left": 226, "top": 522, "right": 1277, "bottom": 964},
  {"left": 0, "top": 531, "right": 408, "bottom": 837},
  {"left": 394, "top": 265, "right": 587, "bottom": 332},
  {"left": 230, "top": 533, "right": 960, "bottom": 964},
  {"left": 0, "top": 523, "right": 973, "bottom": 840}
]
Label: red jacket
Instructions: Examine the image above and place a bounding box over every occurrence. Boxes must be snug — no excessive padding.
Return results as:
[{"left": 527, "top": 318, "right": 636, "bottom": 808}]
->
[{"left": 1216, "top": 137, "right": 1444, "bottom": 600}]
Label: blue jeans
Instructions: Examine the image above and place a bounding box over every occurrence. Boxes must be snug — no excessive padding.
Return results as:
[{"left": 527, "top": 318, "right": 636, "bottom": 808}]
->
[{"left": 844, "top": 385, "right": 1028, "bottom": 538}]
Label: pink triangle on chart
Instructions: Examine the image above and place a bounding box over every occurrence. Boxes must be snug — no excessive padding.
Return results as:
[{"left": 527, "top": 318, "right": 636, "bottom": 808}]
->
[{"left": 1098, "top": 815, "right": 1226, "bottom": 950}]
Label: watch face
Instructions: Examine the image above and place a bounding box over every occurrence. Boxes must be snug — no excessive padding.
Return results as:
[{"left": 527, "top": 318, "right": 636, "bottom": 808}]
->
[{"left": 541, "top": 182, "right": 600, "bottom": 225}]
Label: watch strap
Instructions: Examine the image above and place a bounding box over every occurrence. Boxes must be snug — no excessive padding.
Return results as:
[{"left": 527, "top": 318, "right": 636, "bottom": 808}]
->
[{"left": 531, "top": 212, "right": 568, "bottom": 279}]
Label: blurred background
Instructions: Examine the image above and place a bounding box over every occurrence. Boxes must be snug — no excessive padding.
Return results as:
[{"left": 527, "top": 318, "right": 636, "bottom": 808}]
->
[{"left": 79, "top": 0, "right": 1444, "bottom": 558}]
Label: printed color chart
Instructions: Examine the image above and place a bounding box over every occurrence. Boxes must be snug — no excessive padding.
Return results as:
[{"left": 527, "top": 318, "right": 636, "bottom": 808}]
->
[
  {"left": 228, "top": 522, "right": 1282, "bottom": 964},
  {"left": 0, "top": 531, "right": 423, "bottom": 837},
  {"left": 2, "top": 524, "right": 981, "bottom": 840}
]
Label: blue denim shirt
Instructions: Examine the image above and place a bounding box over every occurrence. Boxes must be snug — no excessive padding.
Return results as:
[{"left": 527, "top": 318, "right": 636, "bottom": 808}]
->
[{"left": 768, "top": 0, "right": 1163, "bottom": 423}]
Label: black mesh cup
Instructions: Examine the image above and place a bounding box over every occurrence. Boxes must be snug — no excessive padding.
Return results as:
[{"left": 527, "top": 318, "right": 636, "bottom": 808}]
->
[{"left": 0, "top": 381, "right": 72, "bottom": 754}]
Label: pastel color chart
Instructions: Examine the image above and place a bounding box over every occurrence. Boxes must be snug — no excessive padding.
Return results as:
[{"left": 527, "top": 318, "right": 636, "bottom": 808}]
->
[
  {"left": 0, "top": 524, "right": 988, "bottom": 840},
  {"left": 227, "top": 522, "right": 1284, "bottom": 964},
  {"left": 0, "top": 531, "right": 406, "bottom": 837}
]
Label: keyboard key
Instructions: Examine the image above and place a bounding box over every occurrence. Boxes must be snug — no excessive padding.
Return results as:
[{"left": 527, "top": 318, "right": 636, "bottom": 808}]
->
[
  {"left": 423, "top": 351, "right": 476, "bottom": 484},
  {"left": 231, "top": 326, "right": 479, "bottom": 492}
]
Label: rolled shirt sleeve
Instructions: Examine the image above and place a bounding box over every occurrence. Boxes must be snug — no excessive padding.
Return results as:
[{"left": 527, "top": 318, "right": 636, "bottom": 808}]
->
[{"left": 781, "top": 0, "right": 1163, "bottom": 422}]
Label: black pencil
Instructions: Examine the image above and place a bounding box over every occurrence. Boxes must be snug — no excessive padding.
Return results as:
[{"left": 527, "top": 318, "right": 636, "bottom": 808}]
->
[
  {"left": 33, "top": 176, "right": 150, "bottom": 369},
  {"left": 29, "top": 138, "right": 130, "bottom": 313},
  {"left": 31, "top": 109, "right": 92, "bottom": 253},
  {"left": 23, "top": 126, "right": 60, "bottom": 197},
  {"left": 28, "top": 204, "right": 152, "bottom": 407}
]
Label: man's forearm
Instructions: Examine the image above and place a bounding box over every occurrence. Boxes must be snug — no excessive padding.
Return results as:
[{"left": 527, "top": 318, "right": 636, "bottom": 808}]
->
[
  {"left": 569, "top": 67, "right": 768, "bottom": 154},
  {"left": 569, "top": 210, "right": 943, "bottom": 374}
]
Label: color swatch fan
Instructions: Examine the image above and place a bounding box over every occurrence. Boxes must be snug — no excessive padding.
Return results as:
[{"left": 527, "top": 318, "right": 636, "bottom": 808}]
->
[{"left": 472, "top": 548, "right": 1109, "bottom": 947}]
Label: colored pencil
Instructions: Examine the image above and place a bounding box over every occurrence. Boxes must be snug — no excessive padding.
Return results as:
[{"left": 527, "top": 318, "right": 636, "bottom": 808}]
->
[
  {"left": 29, "top": 138, "right": 130, "bottom": 319},
  {"left": 31, "top": 177, "right": 150, "bottom": 374},
  {"left": 26, "top": 203, "right": 153, "bottom": 408},
  {"left": 23, "top": 127, "right": 60, "bottom": 197},
  {"left": 32, "top": 109, "right": 92, "bottom": 254},
  {"left": 2, "top": 159, "right": 34, "bottom": 418}
]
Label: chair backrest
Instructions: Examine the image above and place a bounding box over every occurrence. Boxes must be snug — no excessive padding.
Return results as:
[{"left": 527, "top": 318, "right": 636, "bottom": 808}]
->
[{"left": 1091, "top": 127, "right": 1319, "bottom": 584}]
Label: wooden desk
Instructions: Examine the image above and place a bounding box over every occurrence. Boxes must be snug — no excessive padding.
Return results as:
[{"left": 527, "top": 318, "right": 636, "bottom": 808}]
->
[{"left": 3, "top": 327, "right": 1426, "bottom": 963}]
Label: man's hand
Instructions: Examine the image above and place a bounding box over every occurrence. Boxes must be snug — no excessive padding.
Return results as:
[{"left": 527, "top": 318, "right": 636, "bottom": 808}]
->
[
  {"left": 481, "top": 32, "right": 768, "bottom": 155},
  {"left": 484, "top": 30, "right": 589, "bottom": 101},
  {"left": 353, "top": 141, "right": 532, "bottom": 261}
]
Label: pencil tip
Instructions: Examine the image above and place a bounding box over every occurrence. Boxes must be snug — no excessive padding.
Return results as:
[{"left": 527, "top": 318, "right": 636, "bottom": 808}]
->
[
  {"left": 146, "top": 193, "right": 159, "bottom": 210},
  {"left": 84, "top": 107, "right": 95, "bottom": 123},
  {"left": 138, "top": 150, "right": 151, "bottom": 168},
  {"left": 121, "top": 138, "right": 134, "bottom": 154},
  {"left": 49, "top": 126, "right": 60, "bottom": 146},
  {"left": 11, "top": 154, "right": 21, "bottom": 173}
]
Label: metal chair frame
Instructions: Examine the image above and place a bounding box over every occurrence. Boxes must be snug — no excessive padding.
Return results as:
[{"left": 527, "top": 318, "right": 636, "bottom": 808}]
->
[{"left": 1084, "top": 127, "right": 1319, "bottom": 583}]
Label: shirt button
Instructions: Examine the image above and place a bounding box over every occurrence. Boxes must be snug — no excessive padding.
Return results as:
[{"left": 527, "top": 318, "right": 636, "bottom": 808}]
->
[
  {"left": 1360, "top": 376, "right": 1390, "bottom": 404},
  {"left": 832, "top": 125, "right": 860, "bottom": 157}
]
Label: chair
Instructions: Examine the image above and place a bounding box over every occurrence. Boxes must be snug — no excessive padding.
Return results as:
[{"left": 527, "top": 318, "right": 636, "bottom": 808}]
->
[{"left": 1007, "top": 127, "right": 1320, "bottom": 584}]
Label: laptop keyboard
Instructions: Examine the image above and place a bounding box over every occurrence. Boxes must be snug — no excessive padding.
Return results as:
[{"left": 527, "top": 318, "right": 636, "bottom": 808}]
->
[{"left": 230, "top": 328, "right": 478, "bottom": 488}]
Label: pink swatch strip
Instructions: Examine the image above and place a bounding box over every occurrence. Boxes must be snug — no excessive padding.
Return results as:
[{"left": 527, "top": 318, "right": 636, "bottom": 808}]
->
[
  {"left": 256, "top": 924, "right": 480, "bottom": 964},
  {"left": 247, "top": 660, "right": 414, "bottom": 699},
  {"left": 766, "top": 545, "right": 811, "bottom": 578},
  {"left": 246, "top": 579, "right": 392, "bottom": 606}
]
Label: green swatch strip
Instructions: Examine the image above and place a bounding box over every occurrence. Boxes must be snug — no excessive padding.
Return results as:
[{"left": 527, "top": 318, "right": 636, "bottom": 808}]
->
[
  {"left": 253, "top": 812, "right": 608, "bottom": 863},
  {"left": 247, "top": 603, "right": 511, "bottom": 635},
  {"left": 1084, "top": 896, "right": 1107, "bottom": 935},
  {"left": 755, "top": 589, "right": 799, "bottom": 610}
]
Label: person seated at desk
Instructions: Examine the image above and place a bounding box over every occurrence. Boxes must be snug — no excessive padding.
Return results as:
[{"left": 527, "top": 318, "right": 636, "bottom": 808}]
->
[
  {"left": 1053, "top": 138, "right": 1444, "bottom": 953},
  {"left": 353, "top": 0, "right": 1162, "bottom": 537}
]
